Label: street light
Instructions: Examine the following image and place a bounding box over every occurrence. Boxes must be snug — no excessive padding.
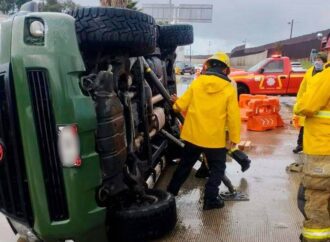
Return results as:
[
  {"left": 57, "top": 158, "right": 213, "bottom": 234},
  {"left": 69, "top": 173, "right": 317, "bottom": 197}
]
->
[{"left": 288, "top": 19, "right": 294, "bottom": 39}]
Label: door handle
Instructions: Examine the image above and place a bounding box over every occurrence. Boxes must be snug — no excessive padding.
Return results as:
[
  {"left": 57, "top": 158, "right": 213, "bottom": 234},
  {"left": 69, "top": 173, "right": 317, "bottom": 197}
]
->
[{"left": 279, "top": 76, "right": 287, "bottom": 80}]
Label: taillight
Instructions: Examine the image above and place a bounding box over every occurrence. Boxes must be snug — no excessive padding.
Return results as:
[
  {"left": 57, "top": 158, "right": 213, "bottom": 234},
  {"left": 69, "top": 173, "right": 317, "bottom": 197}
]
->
[{"left": 57, "top": 125, "right": 81, "bottom": 167}]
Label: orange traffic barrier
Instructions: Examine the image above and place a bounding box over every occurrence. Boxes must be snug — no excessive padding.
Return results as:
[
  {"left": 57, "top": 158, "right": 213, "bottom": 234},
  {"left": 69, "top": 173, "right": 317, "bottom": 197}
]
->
[
  {"left": 246, "top": 97, "right": 284, "bottom": 131},
  {"left": 239, "top": 94, "right": 267, "bottom": 108},
  {"left": 239, "top": 94, "right": 267, "bottom": 121}
]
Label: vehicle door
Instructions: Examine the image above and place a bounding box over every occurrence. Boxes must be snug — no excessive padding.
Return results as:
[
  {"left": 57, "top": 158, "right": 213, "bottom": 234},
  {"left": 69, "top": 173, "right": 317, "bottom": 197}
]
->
[{"left": 258, "top": 59, "right": 288, "bottom": 94}]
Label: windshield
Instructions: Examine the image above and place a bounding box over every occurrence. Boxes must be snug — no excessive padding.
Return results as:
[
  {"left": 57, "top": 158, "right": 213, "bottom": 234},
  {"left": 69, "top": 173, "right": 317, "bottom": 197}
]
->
[{"left": 247, "top": 59, "right": 269, "bottom": 72}]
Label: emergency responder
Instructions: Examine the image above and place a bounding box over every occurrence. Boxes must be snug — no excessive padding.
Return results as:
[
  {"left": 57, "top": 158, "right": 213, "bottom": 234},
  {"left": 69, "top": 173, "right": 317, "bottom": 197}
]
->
[
  {"left": 167, "top": 52, "right": 241, "bottom": 210},
  {"left": 195, "top": 58, "right": 238, "bottom": 179},
  {"left": 293, "top": 52, "right": 328, "bottom": 153},
  {"left": 294, "top": 40, "right": 330, "bottom": 241}
]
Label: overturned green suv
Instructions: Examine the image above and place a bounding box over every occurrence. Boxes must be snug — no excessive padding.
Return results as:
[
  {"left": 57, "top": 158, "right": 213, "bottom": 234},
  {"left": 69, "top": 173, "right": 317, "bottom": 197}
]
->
[{"left": 0, "top": 1, "right": 193, "bottom": 241}]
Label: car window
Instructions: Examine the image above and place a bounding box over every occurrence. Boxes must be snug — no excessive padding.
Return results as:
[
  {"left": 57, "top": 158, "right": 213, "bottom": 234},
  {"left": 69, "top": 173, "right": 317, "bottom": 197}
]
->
[
  {"left": 263, "top": 60, "right": 284, "bottom": 73},
  {"left": 247, "top": 59, "right": 269, "bottom": 72}
]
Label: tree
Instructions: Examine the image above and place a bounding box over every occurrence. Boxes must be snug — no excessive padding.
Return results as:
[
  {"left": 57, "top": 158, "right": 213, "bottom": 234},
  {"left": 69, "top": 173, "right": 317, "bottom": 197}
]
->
[
  {"left": 43, "top": 0, "right": 63, "bottom": 12},
  {"left": 43, "top": 0, "right": 78, "bottom": 12},
  {"left": 62, "top": 0, "right": 76, "bottom": 11},
  {"left": 16, "top": 0, "right": 29, "bottom": 9},
  {"left": 100, "top": 0, "right": 128, "bottom": 7},
  {"left": 0, "top": 0, "right": 14, "bottom": 14},
  {"left": 127, "top": 0, "right": 139, "bottom": 10},
  {"left": 100, "top": 0, "right": 139, "bottom": 10},
  {"left": 0, "top": 0, "right": 29, "bottom": 14},
  {"left": 0, "top": 0, "right": 76, "bottom": 13}
]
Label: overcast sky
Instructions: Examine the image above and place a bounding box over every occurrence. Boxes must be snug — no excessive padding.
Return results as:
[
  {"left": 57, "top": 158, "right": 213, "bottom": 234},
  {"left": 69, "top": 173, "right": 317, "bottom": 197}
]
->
[{"left": 74, "top": 0, "right": 330, "bottom": 54}]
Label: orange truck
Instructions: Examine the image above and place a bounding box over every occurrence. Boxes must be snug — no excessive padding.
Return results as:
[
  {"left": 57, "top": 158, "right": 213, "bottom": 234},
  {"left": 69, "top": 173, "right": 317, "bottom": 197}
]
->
[{"left": 230, "top": 55, "right": 306, "bottom": 96}]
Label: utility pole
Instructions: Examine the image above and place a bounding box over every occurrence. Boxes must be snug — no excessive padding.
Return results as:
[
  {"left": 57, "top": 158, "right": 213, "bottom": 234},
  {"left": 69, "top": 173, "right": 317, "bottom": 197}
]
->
[
  {"left": 169, "top": 0, "right": 172, "bottom": 22},
  {"left": 288, "top": 19, "right": 294, "bottom": 39}
]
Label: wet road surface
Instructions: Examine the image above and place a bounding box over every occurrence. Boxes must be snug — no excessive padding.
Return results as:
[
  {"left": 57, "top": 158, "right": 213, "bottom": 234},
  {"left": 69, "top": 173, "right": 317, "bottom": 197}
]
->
[
  {"left": 155, "top": 95, "right": 304, "bottom": 242},
  {"left": 0, "top": 215, "right": 17, "bottom": 242}
]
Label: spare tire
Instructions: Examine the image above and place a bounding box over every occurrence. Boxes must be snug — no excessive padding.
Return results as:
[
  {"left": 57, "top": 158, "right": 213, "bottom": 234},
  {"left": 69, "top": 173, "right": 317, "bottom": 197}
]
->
[
  {"left": 158, "top": 24, "right": 194, "bottom": 48},
  {"left": 68, "top": 7, "right": 157, "bottom": 56},
  {"left": 108, "top": 189, "right": 177, "bottom": 242}
]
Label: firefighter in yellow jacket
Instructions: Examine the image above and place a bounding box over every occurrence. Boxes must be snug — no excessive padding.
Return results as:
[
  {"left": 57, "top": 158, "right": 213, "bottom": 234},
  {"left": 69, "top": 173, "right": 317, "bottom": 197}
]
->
[
  {"left": 167, "top": 52, "right": 241, "bottom": 210},
  {"left": 293, "top": 52, "right": 328, "bottom": 153},
  {"left": 294, "top": 46, "right": 330, "bottom": 241}
]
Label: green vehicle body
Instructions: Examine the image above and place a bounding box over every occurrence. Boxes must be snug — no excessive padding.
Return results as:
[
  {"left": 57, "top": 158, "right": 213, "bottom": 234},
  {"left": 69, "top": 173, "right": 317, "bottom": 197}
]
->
[
  {"left": 0, "top": 3, "right": 190, "bottom": 239},
  {"left": 1, "top": 12, "right": 107, "bottom": 241}
]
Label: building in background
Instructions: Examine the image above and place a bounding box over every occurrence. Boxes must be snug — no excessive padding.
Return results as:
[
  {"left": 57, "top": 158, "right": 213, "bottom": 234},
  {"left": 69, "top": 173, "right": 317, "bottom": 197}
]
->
[
  {"left": 231, "top": 29, "right": 330, "bottom": 69},
  {"left": 182, "top": 54, "right": 211, "bottom": 65}
]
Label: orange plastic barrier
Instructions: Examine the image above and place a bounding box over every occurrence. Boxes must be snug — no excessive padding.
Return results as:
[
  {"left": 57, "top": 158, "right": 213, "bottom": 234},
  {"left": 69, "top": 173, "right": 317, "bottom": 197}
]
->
[
  {"left": 239, "top": 94, "right": 267, "bottom": 108},
  {"left": 239, "top": 94, "right": 267, "bottom": 121},
  {"left": 246, "top": 97, "right": 284, "bottom": 131}
]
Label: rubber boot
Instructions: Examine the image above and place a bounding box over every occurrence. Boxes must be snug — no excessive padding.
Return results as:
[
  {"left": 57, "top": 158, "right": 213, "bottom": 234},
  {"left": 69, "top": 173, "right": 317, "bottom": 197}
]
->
[
  {"left": 203, "top": 195, "right": 225, "bottom": 210},
  {"left": 228, "top": 149, "right": 251, "bottom": 172}
]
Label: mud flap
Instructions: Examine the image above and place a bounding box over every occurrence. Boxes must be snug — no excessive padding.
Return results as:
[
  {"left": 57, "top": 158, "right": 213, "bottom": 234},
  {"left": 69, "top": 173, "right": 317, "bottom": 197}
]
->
[{"left": 219, "top": 190, "right": 249, "bottom": 201}]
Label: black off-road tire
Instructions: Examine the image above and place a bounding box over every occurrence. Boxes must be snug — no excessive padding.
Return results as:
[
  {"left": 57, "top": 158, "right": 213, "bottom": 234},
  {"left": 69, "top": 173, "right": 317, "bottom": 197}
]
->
[
  {"left": 108, "top": 189, "right": 177, "bottom": 242},
  {"left": 158, "top": 24, "right": 194, "bottom": 48},
  {"left": 68, "top": 7, "right": 157, "bottom": 56}
]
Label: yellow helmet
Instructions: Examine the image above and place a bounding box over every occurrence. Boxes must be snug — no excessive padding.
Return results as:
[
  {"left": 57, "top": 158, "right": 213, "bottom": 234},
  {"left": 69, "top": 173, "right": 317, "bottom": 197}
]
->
[{"left": 207, "top": 51, "right": 231, "bottom": 68}]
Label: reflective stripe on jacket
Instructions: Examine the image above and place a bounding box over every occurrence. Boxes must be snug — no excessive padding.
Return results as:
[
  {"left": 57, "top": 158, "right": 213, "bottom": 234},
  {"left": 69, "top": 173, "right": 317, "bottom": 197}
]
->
[
  {"left": 314, "top": 110, "right": 330, "bottom": 119},
  {"left": 294, "top": 67, "right": 330, "bottom": 155},
  {"left": 173, "top": 74, "right": 241, "bottom": 148},
  {"left": 302, "top": 227, "right": 330, "bottom": 240}
]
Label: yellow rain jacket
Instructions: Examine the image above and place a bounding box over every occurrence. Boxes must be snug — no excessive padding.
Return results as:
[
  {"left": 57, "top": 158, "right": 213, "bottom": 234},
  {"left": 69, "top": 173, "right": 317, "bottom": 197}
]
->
[
  {"left": 294, "top": 62, "right": 330, "bottom": 127},
  {"left": 294, "top": 67, "right": 330, "bottom": 155},
  {"left": 173, "top": 74, "right": 241, "bottom": 148},
  {"left": 294, "top": 66, "right": 324, "bottom": 127}
]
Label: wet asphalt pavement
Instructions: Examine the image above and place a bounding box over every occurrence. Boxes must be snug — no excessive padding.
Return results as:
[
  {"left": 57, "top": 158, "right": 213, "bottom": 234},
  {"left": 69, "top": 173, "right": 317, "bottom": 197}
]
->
[
  {"left": 0, "top": 215, "right": 17, "bottom": 242},
  {"left": 156, "top": 82, "right": 304, "bottom": 241},
  {"left": 0, "top": 77, "right": 304, "bottom": 242}
]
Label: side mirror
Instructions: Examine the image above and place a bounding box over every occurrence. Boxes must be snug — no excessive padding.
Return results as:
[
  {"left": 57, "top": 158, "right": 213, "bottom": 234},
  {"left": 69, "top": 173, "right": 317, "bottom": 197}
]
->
[{"left": 259, "top": 68, "right": 265, "bottom": 74}]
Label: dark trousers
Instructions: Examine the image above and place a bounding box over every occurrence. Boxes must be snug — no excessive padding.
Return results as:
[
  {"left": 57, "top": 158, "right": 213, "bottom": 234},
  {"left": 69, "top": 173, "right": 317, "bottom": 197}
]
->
[
  {"left": 297, "top": 127, "right": 304, "bottom": 146},
  {"left": 167, "top": 142, "right": 227, "bottom": 200}
]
